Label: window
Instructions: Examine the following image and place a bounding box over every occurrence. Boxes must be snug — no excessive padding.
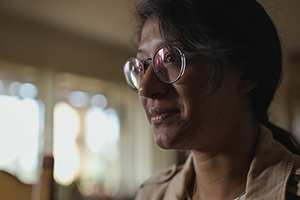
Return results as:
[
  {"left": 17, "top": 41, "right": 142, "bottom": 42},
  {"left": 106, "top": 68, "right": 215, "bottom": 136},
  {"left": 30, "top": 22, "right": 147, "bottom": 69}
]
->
[
  {"left": 53, "top": 73, "right": 121, "bottom": 199},
  {"left": 0, "top": 61, "right": 177, "bottom": 200},
  {"left": 0, "top": 62, "right": 44, "bottom": 184}
]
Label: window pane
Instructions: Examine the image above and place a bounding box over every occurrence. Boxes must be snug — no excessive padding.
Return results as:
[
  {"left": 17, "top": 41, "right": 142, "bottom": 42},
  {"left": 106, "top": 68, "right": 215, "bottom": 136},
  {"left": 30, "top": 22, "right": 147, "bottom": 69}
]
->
[
  {"left": 53, "top": 102, "right": 80, "bottom": 186},
  {"left": 53, "top": 90, "right": 121, "bottom": 199},
  {"left": 0, "top": 94, "right": 44, "bottom": 184}
]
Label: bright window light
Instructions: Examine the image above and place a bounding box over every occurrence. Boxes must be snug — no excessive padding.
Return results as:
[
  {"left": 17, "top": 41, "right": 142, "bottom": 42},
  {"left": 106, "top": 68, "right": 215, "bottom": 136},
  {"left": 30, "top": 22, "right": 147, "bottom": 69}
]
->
[
  {"left": 9, "top": 82, "right": 21, "bottom": 96},
  {"left": 83, "top": 107, "right": 120, "bottom": 196},
  {"left": 53, "top": 77, "right": 121, "bottom": 198},
  {"left": 0, "top": 94, "right": 43, "bottom": 184},
  {"left": 85, "top": 108, "right": 119, "bottom": 153},
  {"left": 53, "top": 102, "right": 80, "bottom": 186},
  {"left": 68, "top": 91, "right": 89, "bottom": 108},
  {"left": 19, "top": 83, "right": 38, "bottom": 99},
  {"left": 91, "top": 94, "right": 108, "bottom": 109}
]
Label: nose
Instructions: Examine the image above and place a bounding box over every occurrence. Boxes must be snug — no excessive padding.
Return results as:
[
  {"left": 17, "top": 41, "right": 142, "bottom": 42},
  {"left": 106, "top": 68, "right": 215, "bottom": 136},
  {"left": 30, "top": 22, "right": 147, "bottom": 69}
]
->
[{"left": 139, "top": 64, "right": 169, "bottom": 98}]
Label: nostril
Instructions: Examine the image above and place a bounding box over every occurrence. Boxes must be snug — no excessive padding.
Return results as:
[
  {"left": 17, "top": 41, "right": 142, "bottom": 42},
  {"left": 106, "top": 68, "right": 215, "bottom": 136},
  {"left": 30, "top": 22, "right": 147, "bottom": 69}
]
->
[{"left": 138, "top": 91, "right": 150, "bottom": 99}]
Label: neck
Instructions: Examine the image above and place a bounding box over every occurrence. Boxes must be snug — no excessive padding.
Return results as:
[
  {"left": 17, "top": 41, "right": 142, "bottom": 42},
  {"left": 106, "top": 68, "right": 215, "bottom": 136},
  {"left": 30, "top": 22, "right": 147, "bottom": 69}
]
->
[{"left": 190, "top": 120, "right": 259, "bottom": 200}]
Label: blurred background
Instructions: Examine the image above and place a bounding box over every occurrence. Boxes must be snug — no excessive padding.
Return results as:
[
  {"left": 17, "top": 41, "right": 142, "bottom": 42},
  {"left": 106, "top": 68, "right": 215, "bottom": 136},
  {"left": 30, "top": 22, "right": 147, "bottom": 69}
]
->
[{"left": 0, "top": 0, "right": 299, "bottom": 200}]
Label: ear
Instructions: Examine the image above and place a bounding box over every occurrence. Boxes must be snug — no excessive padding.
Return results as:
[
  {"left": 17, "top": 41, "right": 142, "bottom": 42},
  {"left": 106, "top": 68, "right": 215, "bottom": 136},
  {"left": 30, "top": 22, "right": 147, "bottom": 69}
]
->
[{"left": 237, "top": 73, "right": 257, "bottom": 94}]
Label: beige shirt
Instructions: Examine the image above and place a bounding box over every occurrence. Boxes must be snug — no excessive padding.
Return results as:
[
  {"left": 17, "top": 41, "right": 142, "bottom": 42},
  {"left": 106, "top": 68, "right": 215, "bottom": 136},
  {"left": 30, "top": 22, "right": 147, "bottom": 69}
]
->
[{"left": 135, "top": 125, "right": 300, "bottom": 200}]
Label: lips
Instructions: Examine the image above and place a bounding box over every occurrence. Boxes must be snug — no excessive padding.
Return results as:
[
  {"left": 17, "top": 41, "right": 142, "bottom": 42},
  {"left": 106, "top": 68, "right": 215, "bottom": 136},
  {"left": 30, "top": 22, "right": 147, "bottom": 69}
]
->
[{"left": 149, "top": 107, "right": 180, "bottom": 125}]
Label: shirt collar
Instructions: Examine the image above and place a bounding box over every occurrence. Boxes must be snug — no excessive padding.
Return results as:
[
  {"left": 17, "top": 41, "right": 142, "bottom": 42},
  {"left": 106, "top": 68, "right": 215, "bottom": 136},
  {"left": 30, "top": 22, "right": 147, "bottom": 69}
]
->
[
  {"left": 164, "top": 153, "right": 194, "bottom": 199},
  {"left": 163, "top": 125, "right": 294, "bottom": 200},
  {"left": 245, "top": 125, "right": 294, "bottom": 199}
]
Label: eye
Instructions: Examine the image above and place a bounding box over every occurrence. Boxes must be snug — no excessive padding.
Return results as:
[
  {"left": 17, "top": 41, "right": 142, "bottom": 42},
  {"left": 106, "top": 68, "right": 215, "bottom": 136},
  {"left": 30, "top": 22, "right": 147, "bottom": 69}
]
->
[
  {"left": 164, "top": 52, "right": 180, "bottom": 63},
  {"left": 166, "top": 54, "right": 174, "bottom": 62}
]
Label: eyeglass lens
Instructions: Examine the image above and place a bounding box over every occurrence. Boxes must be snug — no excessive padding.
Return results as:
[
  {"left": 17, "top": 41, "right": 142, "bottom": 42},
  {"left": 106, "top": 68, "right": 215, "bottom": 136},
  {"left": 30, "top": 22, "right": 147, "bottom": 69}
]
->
[{"left": 123, "top": 46, "right": 184, "bottom": 92}]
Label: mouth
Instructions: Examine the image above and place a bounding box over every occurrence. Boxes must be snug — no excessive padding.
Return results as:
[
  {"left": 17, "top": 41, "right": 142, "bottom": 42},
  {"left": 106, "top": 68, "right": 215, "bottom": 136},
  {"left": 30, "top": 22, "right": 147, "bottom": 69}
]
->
[{"left": 149, "top": 107, "right": 180, "bottom": 125}]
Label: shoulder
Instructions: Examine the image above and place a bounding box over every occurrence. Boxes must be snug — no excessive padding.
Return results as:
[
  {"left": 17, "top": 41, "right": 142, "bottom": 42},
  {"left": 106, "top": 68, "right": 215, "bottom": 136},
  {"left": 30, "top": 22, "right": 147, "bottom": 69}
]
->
[
  {"left": 135, "top": 153, "right": 194, "bottom": 200},
  {"left": 134, "top": 164, "right": 181, "bottom": 200},
  {"left": 142, "top": 164, "right": 179, "bottom": 186}
]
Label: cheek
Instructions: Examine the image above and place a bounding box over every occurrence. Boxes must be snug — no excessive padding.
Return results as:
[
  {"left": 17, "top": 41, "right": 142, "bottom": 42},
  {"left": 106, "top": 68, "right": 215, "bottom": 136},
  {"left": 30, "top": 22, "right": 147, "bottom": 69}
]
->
[
  {"left": 180, "top": 60, "right": 227, "bottom": 112},
  {"left": 176, "top": 74, "right": 212, "bottom": 113},
  {"left": 175, "top": 71, "right": 226, "bottom": 131},
  {"left": 139, "top": 97, "right": 149, "bottom": 119},
  {"left": 179, "top": 61, "right": 214, "bottom": 97}
]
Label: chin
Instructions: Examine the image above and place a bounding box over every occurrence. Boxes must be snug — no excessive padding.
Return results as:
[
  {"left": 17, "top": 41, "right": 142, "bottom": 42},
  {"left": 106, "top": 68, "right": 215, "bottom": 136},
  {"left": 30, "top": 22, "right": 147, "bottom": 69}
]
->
[
  {"left": 154, "top": 133, "right": 186, "bottom": 150},
  {"left": 154, "top": 132, "right": 174, "bottom": 149},
  {"left": 155, "top": 140, "right": 174, "bottom": 150},
  {"left": 152, "top": 124, "right": 194, "bottom": 150}
]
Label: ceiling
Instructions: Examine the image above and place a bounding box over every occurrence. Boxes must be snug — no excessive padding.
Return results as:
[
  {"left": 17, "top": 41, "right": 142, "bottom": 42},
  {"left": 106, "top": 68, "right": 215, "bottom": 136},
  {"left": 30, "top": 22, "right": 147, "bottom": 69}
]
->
[
  {"left": 0, "top": 0, "right": 299, "bottom": 53},
  {"left": 0, "top": 0, "right": 140, "bottom": 50},
  {"left": 0, "top": 0, "right": 299, "bottom": 83}
]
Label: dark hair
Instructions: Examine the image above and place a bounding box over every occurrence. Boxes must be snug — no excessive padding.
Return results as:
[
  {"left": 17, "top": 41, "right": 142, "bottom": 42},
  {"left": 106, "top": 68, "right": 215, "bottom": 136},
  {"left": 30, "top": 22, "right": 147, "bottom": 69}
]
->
[{"left": 135, "top": 0, "right": 300, "bottom": 154}]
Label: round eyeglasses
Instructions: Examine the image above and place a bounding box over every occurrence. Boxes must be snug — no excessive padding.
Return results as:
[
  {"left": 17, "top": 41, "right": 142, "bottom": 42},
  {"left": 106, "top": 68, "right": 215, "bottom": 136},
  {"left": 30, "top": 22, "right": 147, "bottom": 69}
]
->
[{"left": 122, "top": 45, "right": 186, "bottom": 93}]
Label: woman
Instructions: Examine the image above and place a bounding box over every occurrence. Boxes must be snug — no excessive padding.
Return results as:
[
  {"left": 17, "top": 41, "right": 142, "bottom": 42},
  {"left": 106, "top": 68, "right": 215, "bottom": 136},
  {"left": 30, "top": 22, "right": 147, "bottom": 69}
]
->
[{"left": 122, "top": 0, "right": 300, "bottom": 199}]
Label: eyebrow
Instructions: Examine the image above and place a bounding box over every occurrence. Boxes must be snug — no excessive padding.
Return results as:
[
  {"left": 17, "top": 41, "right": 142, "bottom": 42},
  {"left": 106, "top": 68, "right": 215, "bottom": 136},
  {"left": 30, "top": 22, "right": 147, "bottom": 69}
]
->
[
  {"left": 135, "top": 40, "right": 180, "bottom": 54},
  {"left": 135, "top": 49, "right": 143, "bottom": 55}
]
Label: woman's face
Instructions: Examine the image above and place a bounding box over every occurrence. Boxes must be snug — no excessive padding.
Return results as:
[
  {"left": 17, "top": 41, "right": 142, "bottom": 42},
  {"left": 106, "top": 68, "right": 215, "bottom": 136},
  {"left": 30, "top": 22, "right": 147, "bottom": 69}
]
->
[{"left": 138, "top": 18, "right": 250, "bottom": 152}]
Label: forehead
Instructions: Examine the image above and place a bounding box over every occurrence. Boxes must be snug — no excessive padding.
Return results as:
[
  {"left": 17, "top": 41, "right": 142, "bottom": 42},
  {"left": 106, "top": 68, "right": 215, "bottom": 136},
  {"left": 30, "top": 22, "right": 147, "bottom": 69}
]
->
[{"left": 137, "top": 18, "right": 164, "bottom": 57}]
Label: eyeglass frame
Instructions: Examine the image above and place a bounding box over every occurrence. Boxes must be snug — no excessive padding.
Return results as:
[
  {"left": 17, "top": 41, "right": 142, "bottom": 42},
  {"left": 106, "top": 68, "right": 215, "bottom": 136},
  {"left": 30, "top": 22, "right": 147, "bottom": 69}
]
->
[{"left": 121, "top": 45, "right": 186, "bottom": 93}]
